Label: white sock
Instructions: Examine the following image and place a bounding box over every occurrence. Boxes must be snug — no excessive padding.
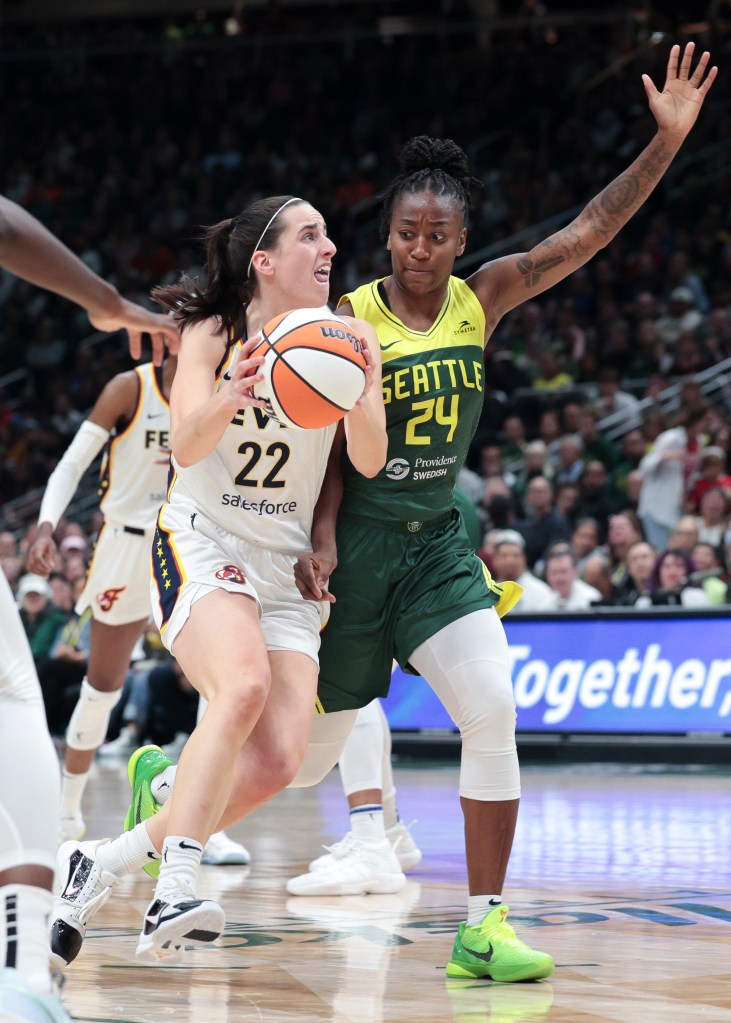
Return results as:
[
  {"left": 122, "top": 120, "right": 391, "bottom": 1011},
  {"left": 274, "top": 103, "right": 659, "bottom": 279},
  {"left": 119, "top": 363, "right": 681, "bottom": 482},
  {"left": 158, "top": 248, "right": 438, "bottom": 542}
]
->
[
  {"left": 95, "top": 822, "right": 160, "bottom": 876},
  {"left": 0, "top": 884, "right": 54, "bottom": 995},
  {"left": 60, "top": 769, "right": 89, "bottom": 819},
  {"left": 467, "top": 894, "right": 502, "bottom": 926},
  {"left": 151, "top": 766, "right": 177, "bottom": 805},
  {"left": 156, "top": 836, "right": 203, "bottom": 898},
  {"left": 349, "top": 804, "right": 386, "bottom": 843},
  {"left": 382, "top": 787, "right": 398, "bottom": 829}
]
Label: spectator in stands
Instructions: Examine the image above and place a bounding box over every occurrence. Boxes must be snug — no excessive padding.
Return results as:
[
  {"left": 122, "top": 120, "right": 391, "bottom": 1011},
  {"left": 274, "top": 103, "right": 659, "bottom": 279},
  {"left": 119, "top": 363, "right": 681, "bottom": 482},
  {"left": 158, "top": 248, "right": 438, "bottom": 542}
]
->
[
  {"left": 544, "top": 547, "right": 602, "bottom": 610},
  {"left": 582, "top": 552, "right": 623, "bottom": 605},
  {"left": 618, "top": 540, "right": 657, "bottom": 604},
  {"left": 641, "top": 404, "right": 668, "bottom": 446},
  {"left": 606, "top": 511, "right": 644, "bottom": 590},
  {"left": 554, "top": 481, "right": 580, "bottom": 523},
  {"left": 694, "top": 487, "right": 729, "bottom": 545},
  {"left": 572, "top": 461, "right": 616, "bottom": 541},
  {"left": 533, "top": 349, "right": 573, "bottom": 392},
  {"left": 0, "top": 532, "right": 17, "bottom": 557},
  {"left": 611, "top": 428, "right": 647, "bottom": 503},
  {"left": 538, "top": 410, "right": 563, "bottom": 465},
  {"left": 38, "top": 593, "right": 92, "bottom": 737},
  {"left": 686, "top": 447, "right": 731, "bottom": 511},
  {"left": 643, "top": 548, "right": 710, "bottom": 608},
  {"left": 665, "top": 251, "right": 711, "bottom": 314},
  {"left": 593, "top": 368, "right": 641, "bottom": 427},
  {"left": 571, "top": 517, "right": 603, "bottom": 572},
  {"left": 577, "top": 406, "right": 619, "bottom": 469},
  {"left": 16, "top": 572, "right": 67, "bottom": 671},
  {"left": 668, "top": 515, "right": 700, "bottom": 552},
  {"left": 690, "top": 542, "right": 728, "bottom": 605},
  {"left": 512, "top": 439, "right": 552, "bottom": 501},
  {"left": 637, "top": 402, "right": 709, "bottom": 550},
  {"left": 490, "top": 530, "right": 554, "bottom": 612},
  {"left": 499, "top": 415, "right": 527, "bottom": 465},
  {"left": 654, "top": 286, "right": 704, "bottom": 347},
  {"left": 553, "top": 436, "right": 585, "bottom": 488},
  {"left": 514, "top": 476, "right": 571, "bottom": 568}
]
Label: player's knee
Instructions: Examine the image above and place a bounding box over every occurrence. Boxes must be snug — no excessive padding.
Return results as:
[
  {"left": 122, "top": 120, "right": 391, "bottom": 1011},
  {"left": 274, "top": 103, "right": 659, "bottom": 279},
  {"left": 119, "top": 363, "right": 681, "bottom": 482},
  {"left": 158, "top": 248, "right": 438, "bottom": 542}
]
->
[
  {"left": 210, "top": 676, "right": 270, "bottom": 738},
  {"left": 66, "top": 678, "right": 124, "bottom": 752},
  {"left": 454, "top": 667, "right": 516, "bottom": 748}
]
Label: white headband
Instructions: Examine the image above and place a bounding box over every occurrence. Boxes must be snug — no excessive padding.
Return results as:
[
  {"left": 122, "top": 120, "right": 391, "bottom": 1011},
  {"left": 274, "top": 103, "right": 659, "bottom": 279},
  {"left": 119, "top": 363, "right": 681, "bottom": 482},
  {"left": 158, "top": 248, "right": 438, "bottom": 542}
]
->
[{"left": 246, "top": 197, "right": 303, "bottom": 279}]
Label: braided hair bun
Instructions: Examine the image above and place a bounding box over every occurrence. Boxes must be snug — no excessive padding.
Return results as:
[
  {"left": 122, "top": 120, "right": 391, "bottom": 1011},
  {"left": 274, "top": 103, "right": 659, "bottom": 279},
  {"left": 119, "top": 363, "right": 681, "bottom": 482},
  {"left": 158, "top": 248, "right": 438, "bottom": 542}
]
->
[{"left": 379, "top": 135, "right": 479, "bottom": 238}]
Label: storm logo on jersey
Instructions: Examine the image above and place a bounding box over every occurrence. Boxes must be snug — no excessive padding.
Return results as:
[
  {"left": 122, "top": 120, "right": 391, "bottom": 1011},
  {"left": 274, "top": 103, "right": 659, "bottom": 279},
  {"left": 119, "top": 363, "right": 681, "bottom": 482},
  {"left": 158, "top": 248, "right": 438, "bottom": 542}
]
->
[{"left": 215, "top": 564, "right": 247, "bottom": 584}]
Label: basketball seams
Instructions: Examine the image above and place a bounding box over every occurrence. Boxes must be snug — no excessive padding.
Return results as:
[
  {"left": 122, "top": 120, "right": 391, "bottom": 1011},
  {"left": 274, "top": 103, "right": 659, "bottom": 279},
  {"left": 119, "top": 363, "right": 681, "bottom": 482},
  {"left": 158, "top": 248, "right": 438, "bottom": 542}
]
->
[
  {"left": 252, "top": 309, "right": 367, "bottom": 429},
  {"left": 271, "top": 358, "right": 353, "bottom": 420}
]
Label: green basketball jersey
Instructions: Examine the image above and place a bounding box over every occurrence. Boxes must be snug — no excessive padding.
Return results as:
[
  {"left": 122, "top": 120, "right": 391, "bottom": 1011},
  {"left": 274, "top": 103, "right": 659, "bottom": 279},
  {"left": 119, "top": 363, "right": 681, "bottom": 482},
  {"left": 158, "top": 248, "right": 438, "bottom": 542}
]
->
[{"left": 338, "top": 277, "right": 486, "bottom": 522}]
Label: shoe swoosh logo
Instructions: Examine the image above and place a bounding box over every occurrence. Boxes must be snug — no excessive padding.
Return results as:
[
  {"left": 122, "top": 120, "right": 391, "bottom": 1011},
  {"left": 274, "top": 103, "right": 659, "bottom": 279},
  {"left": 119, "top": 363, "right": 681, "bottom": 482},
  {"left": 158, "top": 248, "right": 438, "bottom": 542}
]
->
[
  {"left": 134, "top": 790, "right": 144, "bottom": 826},
  {"left": 462, "top": 940, "right": 494, "bottom": 963}
]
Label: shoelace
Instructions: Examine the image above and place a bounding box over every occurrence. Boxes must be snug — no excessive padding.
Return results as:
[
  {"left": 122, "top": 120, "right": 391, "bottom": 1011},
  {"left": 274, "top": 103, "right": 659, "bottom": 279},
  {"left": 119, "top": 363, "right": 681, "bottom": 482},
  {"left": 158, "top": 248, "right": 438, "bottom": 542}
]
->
[
  {"left": 71, "top": 882, "right": 114, "bottom": 926},
  {"left": 387, "top": 819, "right": 418, "bottom": 852},
  {"left": 320, "top": 833, "right": 358, "bottom": 859}
]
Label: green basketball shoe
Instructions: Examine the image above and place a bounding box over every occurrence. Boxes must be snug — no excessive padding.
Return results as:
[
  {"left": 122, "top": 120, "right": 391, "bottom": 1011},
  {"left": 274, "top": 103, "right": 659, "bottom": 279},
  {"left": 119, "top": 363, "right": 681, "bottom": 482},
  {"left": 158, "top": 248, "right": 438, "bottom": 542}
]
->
[
  {"left": 446, "top": 905, "right": 554, "bottom": 983},
  {"left": 123, "top": 745, "right": 173, "bottom": 879}
]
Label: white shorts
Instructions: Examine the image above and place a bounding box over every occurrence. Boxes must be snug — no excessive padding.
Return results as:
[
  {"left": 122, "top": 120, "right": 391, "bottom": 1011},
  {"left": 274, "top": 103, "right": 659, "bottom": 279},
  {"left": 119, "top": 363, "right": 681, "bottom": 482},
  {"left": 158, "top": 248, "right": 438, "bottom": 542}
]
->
[
  {"left": 76, "top": 522, "right": 155, "bottom": 626},
  {"left": 0, "top": 571, "right": 43, "bottom": 705},
  {"left": 150, "top": 501, "right": 329, "bottom": 662}
]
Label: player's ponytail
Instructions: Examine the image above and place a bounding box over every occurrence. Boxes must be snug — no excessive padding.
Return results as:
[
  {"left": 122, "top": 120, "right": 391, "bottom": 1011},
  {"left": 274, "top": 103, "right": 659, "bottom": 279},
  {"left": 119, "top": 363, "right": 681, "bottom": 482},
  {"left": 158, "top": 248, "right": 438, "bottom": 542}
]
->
[
  {"left": 152, "top": 195, "right": 304, "bottom": 341},
  {"left": 378, "top": 135, "right": 481, "bottom": 239}
]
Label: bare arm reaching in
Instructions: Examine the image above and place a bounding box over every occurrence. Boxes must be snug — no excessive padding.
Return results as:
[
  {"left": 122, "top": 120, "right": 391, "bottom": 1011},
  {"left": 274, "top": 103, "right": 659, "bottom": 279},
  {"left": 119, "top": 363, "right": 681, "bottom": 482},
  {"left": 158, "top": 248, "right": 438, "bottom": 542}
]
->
[{"left": 0, "top": 195, "right": 180, "bottom": 363}]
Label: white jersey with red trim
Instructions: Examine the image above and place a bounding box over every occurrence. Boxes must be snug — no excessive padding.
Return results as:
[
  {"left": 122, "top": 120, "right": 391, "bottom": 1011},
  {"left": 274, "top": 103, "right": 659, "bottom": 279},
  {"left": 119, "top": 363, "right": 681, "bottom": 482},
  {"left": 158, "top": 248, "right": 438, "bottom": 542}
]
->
[
  {"left": 98, "top": 363, "right": 170, "bottom": 530},
  {"left": 167, "top": 339, "right": 336, "bottom": 554}
]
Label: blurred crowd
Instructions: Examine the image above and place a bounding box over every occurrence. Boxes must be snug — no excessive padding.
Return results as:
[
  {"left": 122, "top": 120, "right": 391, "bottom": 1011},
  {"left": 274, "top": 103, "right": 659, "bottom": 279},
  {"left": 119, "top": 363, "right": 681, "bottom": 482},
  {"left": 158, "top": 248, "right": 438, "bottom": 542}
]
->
[{"left": 1, "top": 9, "right": 731, "bottom": 740}]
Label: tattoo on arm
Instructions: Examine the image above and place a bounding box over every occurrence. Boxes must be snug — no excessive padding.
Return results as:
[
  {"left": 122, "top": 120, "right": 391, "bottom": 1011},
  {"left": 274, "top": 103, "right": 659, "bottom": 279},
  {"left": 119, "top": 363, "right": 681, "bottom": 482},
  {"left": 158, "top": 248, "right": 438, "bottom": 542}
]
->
[{"left": 517, "top": 253, "right": 566, "bottom": 288}]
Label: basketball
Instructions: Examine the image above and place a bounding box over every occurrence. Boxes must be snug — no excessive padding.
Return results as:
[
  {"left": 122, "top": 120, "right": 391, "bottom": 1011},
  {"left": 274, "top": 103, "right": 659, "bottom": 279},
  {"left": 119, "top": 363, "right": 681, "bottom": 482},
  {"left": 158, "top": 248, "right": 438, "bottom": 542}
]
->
[{"left": 251, "top": 307, "right": 367, "bottom": 430}]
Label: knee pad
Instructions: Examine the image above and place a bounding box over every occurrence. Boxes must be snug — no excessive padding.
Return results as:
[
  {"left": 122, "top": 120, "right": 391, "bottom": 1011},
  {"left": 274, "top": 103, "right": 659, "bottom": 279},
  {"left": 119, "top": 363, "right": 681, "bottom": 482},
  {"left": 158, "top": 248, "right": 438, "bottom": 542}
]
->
[
  {"left": 410, "top": 610, "right": 520, "bottom": 802},
  {"left": 65, "top": 678, "right": 124, "bottom": 752}
]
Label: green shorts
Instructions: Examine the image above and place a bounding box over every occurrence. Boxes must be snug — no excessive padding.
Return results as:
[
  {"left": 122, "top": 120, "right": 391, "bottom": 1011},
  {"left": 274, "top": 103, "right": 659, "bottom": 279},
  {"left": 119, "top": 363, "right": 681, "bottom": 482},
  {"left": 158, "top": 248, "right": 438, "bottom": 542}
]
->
[{"left": 316, "top": 509, "right": 500, "bottom": 713}]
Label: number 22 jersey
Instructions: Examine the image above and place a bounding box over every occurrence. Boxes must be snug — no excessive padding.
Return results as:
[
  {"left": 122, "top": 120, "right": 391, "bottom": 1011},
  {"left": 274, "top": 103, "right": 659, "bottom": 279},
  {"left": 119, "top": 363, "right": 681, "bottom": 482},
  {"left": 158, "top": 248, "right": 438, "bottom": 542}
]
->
[{"left": 167, "top": 338, "right": 336, "bottom": 554}]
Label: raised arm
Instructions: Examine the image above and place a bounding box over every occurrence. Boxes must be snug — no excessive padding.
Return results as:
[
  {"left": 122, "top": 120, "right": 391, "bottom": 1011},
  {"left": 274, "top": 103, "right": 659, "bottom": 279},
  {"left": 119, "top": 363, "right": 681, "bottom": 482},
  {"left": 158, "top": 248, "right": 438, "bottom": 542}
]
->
[
  {"left": 0, "top": 195, "right": 180, "bottom": 364},
  {"left": 469, "top": 42, "right": 718, "bottom": 326}
]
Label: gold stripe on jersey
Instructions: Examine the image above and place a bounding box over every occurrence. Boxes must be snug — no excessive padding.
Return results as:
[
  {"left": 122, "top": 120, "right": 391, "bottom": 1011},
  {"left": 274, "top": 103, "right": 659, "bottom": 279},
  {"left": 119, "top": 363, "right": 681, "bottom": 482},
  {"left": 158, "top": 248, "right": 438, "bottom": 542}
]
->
[{"left": 340, "top": 278, "right": 486, "bottom": 366}]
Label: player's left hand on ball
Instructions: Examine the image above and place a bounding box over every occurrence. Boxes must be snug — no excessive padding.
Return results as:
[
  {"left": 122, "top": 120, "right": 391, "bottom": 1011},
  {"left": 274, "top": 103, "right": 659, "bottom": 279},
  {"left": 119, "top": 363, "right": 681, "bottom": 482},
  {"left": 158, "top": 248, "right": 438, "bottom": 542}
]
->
[{"left": 354, "top": 334, "right": 375, "bottom": 405}]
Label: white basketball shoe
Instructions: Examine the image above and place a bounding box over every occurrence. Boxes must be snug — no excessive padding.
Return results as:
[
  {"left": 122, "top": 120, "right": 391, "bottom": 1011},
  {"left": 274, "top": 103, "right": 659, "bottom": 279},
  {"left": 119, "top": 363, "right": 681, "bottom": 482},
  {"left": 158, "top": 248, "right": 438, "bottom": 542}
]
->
[
  {"left": 288, "top": 837, "right": 406, "bottom": 896},
  {"left": 308, "top": 820, "right": 422, "bottom": 873}
]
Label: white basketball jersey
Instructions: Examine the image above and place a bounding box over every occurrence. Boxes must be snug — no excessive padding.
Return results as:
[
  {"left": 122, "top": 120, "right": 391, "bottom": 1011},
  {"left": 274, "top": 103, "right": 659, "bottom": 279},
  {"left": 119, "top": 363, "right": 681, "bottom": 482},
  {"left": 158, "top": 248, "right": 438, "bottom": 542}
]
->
[
  {"left": 168, "top": 339, "right": 336, "bottom": 553},
  {"left": 99, "top": 363, "right": 170, "bottom": 530}
]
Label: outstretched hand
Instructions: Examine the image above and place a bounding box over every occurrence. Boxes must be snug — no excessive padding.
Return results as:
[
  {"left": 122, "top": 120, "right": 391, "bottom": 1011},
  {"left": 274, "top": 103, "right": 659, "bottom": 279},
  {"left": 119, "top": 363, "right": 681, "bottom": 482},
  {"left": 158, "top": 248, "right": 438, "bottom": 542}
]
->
[
  {"left": 643, "top": 42, "right": 717, "bottom": 140},
  {"left": 88, "top": 296, "right": 181, "bottom": 367}
]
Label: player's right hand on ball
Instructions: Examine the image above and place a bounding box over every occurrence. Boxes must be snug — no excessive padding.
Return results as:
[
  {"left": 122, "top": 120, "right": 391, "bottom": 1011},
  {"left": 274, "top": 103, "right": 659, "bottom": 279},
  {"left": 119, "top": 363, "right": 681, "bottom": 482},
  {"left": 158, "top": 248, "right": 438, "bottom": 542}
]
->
[{"left": 223, "top": 334, "right": 268, "bottom": 410}]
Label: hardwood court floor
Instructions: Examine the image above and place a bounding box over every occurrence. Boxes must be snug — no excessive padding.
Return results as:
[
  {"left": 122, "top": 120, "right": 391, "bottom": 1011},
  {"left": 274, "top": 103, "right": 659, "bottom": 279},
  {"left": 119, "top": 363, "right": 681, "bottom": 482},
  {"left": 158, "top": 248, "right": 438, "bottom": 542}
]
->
[{"left": 59, "top": 756, "right": 731, "bottom": 1023}]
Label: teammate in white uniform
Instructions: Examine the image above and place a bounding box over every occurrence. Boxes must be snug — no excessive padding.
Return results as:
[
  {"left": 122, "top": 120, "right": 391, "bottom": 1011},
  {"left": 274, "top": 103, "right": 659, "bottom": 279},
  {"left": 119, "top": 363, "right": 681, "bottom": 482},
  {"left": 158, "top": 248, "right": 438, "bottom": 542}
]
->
[
  {"left": 50, "top": 194, "right": 387, "bottom": 966},
  {"left": 0, "top": 194, "right": 178, "bottom": 1023},
  {"left": 29, "top": 360, "right": 174, "bottom": 842}
]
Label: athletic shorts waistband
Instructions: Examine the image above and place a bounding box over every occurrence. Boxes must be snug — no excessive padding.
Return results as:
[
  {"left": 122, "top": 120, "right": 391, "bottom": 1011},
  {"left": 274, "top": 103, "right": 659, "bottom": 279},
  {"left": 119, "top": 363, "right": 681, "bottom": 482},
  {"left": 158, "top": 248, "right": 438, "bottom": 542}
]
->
[{"left": 342, "top": 510, "right": 454, "bottom": 535}]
